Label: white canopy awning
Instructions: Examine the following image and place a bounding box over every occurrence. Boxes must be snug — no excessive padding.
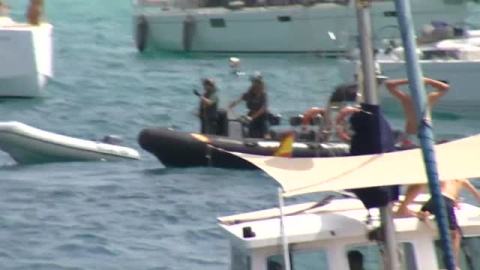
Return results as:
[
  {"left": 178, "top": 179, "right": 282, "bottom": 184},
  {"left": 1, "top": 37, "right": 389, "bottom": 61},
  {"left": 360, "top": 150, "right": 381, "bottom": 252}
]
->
[{"left": 230, "top": 134, "right": 480, "bottom": 197}]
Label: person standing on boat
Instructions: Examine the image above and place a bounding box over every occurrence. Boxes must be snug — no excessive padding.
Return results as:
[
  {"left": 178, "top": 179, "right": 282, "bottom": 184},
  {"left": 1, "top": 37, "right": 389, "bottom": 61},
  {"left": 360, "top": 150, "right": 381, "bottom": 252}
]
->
[
  {"left": 194, "top": 78, "right": 219, "bottom": 135},
  {"left": 385, "top": 77, "right": 450, "bottom": 218},
  {"left": 26, "top": 0, "right": 43, "bottom": 25},
  {"left": 228, "top": 72, "right": 269, "bottom": 138},
  {"left": 385, "top": 77, "right": 449, "bottom": 147},
  {"left": 415, "top": 178, "right": 480, "bottom": 268}
]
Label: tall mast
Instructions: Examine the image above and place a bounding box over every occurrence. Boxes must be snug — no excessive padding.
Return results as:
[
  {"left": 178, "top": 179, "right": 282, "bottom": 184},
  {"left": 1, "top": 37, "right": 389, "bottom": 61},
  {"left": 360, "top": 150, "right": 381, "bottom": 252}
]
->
[
  {"left": 355, "top": 0, "right": 400, "bottom": 269},
  {"left": 393, "top": 0, "right": 456, "bottom": 269}
]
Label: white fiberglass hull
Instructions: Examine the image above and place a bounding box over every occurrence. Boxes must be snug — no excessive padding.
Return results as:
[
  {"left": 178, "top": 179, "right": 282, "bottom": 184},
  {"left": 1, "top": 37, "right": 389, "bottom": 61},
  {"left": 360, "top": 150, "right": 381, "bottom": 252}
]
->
[
  {"left": 338, "top": 58, "right": 480, "bottom": 107},
  {"left": 0, "top": 122, "right": 140, "bottom": 165},
  {"left": 133, "top": 0, "right": 470, "bottom": 53},
  {"left": 0, "top": 20, "right": 53, "bottom": 97}
]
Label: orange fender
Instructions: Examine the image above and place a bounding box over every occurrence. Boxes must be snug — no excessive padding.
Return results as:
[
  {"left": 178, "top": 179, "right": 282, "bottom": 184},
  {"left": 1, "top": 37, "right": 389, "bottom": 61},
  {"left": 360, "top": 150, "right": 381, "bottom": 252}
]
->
[{"left": 301, "top": 107, "right": 326, "bottom": 131}]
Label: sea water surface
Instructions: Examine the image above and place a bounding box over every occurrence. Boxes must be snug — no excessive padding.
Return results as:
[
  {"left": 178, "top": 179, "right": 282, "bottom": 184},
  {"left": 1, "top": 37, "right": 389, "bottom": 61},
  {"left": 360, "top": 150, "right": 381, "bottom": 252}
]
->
[{"left": 1, "top": 1, "right": 480, "bottom": 269}]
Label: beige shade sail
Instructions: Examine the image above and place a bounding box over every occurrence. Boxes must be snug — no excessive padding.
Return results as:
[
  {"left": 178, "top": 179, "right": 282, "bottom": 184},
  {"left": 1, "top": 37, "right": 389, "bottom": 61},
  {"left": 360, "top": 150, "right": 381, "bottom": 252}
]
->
[{"left": 229, "top": 134, "right": 480, "bottom": 197}]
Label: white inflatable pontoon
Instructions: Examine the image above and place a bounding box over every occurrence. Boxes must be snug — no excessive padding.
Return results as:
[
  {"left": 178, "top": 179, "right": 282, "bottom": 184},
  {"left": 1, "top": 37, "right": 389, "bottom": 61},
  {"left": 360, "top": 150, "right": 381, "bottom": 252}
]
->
[{"left": 0, "top": 122, "right": 140, "bottom": 164}]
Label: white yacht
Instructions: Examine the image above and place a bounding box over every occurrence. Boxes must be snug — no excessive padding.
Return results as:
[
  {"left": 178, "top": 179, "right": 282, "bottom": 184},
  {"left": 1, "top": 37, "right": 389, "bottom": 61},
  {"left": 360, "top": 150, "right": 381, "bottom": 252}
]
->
[
  {"left": 132, "top": 0, "right": 475, "bottom": 54},
  {"left": 0, "top": 17, "right": 53, "bottom": 97},
  {"left": 338, "top": 29, "right": 480, "bottom": 107}
]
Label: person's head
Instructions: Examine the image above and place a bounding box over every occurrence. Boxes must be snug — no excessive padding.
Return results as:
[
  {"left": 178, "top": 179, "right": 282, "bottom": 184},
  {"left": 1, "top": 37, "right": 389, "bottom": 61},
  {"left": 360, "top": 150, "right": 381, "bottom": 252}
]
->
[
  {"left": 202, "top": 78, "right": 216, "bottom": 92},
  {"left": 249, "top": 72, "right": 264, "bottom": 93},
  {"left": 230, "top": 57, "right": 240, "bottom": 68},
  {"left": 347, "top": 250, "right": 364, "bottom": 270}
]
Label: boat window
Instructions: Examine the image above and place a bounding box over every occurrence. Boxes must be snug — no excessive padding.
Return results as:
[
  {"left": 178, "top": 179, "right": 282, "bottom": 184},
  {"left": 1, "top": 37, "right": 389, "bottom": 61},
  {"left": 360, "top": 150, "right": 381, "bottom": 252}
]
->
[
  {"left": 421, "top": 50, "right": 460, "bottom": 61},
  {"left": 231, "top": 245, "right": 251, "bottom": 270},
  {"left": 267, "top": 249, "right": 329, "bottom": 270},
  {"left": 444, "top": 0, "right": 466, "bottom": 4},
  {"left": 346, "top": 243, "right": 417, "bottom": 270},
  {"left": 434, "top": 236, "right": 480, "bottom": 270},
  {"left": 277, "top": 16, "right": 291, "bottom": 22},
  {"left": 210, "top": 18, "right": 226, "bottom": 28}
]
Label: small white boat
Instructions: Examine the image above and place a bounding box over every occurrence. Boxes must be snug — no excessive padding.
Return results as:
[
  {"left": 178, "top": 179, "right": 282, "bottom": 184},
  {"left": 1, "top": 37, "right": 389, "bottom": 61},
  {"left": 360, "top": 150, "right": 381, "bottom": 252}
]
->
[
  {"left": 218, "top": 194, "right": 480, "bottom": 270},
  {"left": 0, "top": 17, "right": 53, "bottom": 98},
  {"left": 338, "top": 30, "right": 480, "bottom": 107},
  {"left": 131, "top": 0, "right": 475, "bottom": 54},
  {"left": 0, "top": 122, "right": 140, "bottom": 165},
  {"left": 216, "top": 133, "right": 480, "bottom": 270}
]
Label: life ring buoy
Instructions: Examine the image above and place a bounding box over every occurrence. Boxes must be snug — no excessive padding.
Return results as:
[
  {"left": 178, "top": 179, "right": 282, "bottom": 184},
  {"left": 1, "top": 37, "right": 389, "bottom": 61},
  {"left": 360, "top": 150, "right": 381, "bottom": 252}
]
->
[
  {"left": 301, "top": 107, "right": 326, "bottom": 131},
  {"left": 335, "top": 107, "right": 361, "bottom": 142},
  {"left": 183, "top": 14, "right": 196, "bottom": 52},
  {"left": 135, "top": 14, "right": 149, "bottom": 52}
]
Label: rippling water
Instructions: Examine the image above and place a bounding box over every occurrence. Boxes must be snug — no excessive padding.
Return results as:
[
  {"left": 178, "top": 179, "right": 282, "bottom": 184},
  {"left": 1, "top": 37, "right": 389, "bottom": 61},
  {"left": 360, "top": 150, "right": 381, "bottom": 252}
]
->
[{"left": 1, "top": 1, "right": 480, "bottom": 269}]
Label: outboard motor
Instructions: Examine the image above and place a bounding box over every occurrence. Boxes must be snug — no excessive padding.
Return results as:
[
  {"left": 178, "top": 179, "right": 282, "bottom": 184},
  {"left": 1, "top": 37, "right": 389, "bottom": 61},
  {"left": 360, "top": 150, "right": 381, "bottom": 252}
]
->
[
  {"left": 289, "top": 114, "right": 303, "bottom": 126},
  {"left": 267, "top": 112, "right": 281, "bottom": 126}
]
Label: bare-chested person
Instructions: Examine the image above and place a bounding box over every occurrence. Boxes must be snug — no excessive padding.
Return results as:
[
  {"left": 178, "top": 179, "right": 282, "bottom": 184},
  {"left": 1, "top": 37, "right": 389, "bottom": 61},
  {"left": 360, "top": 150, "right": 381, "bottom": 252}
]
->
[
  {"left": 415, "top": 178, "right": 480, "bottom": 268},
  {"left": 26, "top": 0, "right": 43, "bottom": 25},
  {"left": 385, "top": 77, "right": 449, "bottom": 144},
  {"left": 385, "top": 77, "right": 450, "bottom": 217}
]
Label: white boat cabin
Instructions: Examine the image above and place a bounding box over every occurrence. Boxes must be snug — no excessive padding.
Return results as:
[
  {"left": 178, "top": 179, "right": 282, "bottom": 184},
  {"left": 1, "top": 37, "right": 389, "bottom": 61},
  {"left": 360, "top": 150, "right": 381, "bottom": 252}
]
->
[{"left": 218, "top": 195, "right": 480, "bottom": 270}]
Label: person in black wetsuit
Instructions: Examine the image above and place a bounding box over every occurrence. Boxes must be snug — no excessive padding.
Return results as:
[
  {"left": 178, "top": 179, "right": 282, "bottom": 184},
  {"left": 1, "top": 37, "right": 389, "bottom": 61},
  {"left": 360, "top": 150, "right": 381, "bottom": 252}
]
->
[
  {"left": 194, "top": 78, "right": 219, "bottom": 135},
  {"left": 228, "top": 72, "right": 269, "bottom": 138}
]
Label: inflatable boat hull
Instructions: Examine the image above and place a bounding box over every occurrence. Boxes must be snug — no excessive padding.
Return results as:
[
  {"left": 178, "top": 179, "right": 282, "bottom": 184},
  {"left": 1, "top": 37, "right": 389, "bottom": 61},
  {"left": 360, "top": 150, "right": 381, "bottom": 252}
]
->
[
  {"left": 0, "top": 122, "right": 140, "bottom": 164},
  {"left": 138, "top": 128, "right": 349, "bottom": 169}
]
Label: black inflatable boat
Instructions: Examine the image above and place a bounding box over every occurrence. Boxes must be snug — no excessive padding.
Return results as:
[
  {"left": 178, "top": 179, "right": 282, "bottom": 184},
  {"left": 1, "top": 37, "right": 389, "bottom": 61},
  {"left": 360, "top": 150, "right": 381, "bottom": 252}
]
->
[
  {"left": 138, "top": 84, "right": 368, "bottom": 169},
  {"left": 138, "top": 126, "right": 350, "bottom": 169}
]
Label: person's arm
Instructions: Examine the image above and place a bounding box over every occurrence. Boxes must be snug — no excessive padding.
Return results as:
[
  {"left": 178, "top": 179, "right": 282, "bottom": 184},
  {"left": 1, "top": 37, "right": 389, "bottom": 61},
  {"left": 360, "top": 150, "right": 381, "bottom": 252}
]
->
[
  {"left": 425, "top": 78, "right": 450, "bottom": 104},
  {"left": 461, "top": 178, "right": 480, "bottom": 203},
  {"left": 201, "top": 94, "right": 217, "bottom": 106},
  {"left": 228, "top": 97, "right": 243, "bottom": 109},
  {"left": 385, "top": 78, "right": 409, "bottom": 102},
  {"left": 250, "top": 107, "right": 266, "bottom": 120}
]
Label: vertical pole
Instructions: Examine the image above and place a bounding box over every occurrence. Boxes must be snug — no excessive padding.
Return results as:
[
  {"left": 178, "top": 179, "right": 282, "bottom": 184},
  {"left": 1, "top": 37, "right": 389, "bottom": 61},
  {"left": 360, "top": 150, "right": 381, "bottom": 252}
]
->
[
  {"left": 278, "top": 188, "right": 292, "bottom": 270},
  {"left": 355, "top": 0, "right": 379, "bottom": 106},
  {"left": 393, "top": 1, "right": 456, "bottom": 269},
  {"left": 355, "top": 1, "right": 399, "bottom": 269}
]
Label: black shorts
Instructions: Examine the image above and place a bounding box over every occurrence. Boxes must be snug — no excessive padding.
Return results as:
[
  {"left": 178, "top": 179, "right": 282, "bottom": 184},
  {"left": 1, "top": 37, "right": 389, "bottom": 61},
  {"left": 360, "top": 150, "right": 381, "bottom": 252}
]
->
[{"left": 421, "top": 195, "right": 458, "bottom": 230}]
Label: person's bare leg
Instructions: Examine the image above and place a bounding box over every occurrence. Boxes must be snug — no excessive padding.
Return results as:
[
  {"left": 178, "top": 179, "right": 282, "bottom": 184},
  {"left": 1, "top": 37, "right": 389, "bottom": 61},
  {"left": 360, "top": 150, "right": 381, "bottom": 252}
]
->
[
  {"left": 416, "top": 210, "right": 433, "bottom": 229},
  {"left": 395, "top": 184, "right": 425, "bottom": 217},
  {"left": 452, "top": 229, "right": 461, "bottom": 269}
]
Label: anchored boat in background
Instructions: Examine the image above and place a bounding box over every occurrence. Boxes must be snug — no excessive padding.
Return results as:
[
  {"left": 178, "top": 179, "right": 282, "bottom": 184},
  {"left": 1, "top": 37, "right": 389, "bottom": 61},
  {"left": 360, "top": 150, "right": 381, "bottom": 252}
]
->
[
  {"left": 338, "top": 26, "right": 480, "bottom": 108},
  {"left": 0, "top": 15, "right": 53, "bottom": 98},
  {"left": 132, "top": 0, "right": 476, "bottom": 54}
]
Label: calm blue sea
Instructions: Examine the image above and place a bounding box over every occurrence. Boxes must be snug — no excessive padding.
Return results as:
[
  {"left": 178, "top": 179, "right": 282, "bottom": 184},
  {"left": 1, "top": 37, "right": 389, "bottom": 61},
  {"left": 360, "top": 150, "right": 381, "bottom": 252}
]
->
[{"left": 1, "top": 1, "right": 480, "bottom": 269}]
